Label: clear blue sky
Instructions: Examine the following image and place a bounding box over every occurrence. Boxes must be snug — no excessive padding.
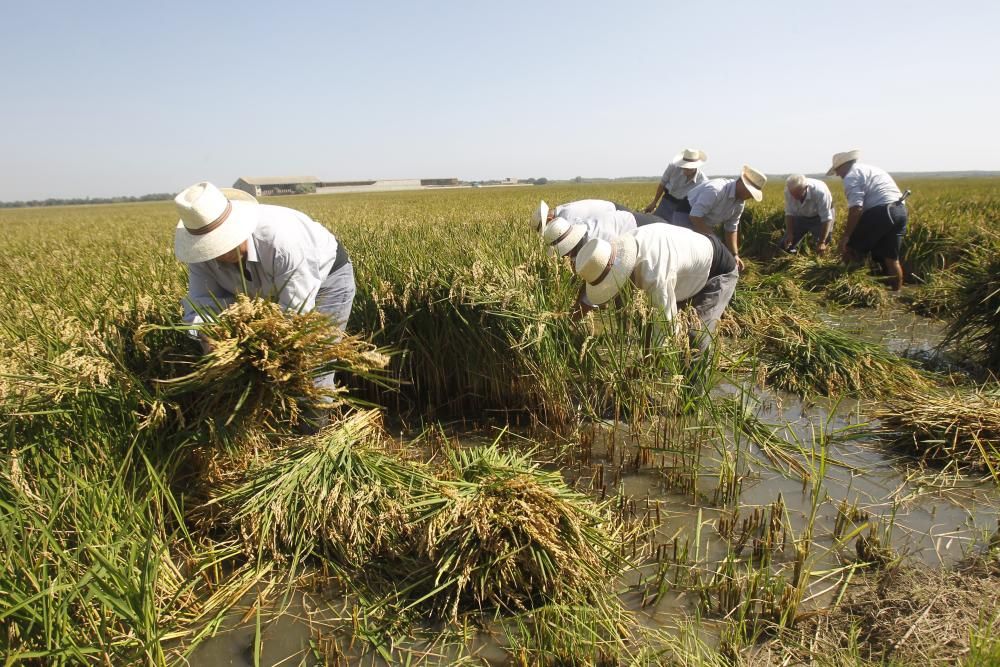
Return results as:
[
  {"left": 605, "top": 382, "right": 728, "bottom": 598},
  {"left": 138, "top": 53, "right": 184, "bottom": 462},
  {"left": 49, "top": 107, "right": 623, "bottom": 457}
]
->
[{"left": 2, "top": 0, "right": 998, "bottom": 200}]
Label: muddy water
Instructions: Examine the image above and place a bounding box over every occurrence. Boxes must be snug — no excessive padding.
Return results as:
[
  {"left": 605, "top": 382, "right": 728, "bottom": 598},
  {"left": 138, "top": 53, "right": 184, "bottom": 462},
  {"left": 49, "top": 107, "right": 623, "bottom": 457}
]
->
[{"left": 186, "top": 307, "right": 999, "bottom": 666}]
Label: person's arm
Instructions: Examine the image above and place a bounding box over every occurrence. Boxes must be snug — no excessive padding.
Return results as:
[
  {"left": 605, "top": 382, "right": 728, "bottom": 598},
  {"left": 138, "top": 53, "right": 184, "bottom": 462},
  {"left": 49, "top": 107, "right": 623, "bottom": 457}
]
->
[
  {"left": 818, "top": 190, "right": 835, "bottom": 254},
  {"left": 688, "top": 215, "right": 714, "bottom": 236},
  {"left": 183, "top": 262, "right": 235, "bottom": 352},
  {"left": 783, "top": 215, "right": 795, "bottom": 248},
  {"left": 647, "top": 273, "right": 680, "bottom": 345},
  {"left": 724, "top": 229, "right": 743, "bottom": 271},
  {"left": 570, "top": 284, "right": 598, "bottom": 321},
  {"left": 838, "top": 206, "right": 863, "bottom": 260},
  {"left": 644, "top": 182, "right": 666, "bottom": 213}
]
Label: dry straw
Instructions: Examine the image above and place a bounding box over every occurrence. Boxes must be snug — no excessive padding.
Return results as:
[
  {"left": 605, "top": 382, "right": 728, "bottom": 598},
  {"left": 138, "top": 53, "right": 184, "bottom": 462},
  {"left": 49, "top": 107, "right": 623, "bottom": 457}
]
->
[
  {"left": 409, "top": 445, "right": 625, "bottom": 620},
  {"left": 146, "top": 295, "right": 390, "bottom": 439},
  {"left": 874, "top": 385, "right": 1000, "bottom": 475}
]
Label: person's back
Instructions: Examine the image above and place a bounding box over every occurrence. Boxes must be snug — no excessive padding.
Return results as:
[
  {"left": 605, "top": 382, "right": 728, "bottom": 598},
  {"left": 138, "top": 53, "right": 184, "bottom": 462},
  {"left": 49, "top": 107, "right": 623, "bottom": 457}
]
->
[
  {"left": 630, "top": 223, "right": 716, "bottom": 304},
  {"left": 843, "top": 163, "right": 901, "bottom": 211},
  {"left": 556, "top": 199, "right": 619, "bottom": 221}
]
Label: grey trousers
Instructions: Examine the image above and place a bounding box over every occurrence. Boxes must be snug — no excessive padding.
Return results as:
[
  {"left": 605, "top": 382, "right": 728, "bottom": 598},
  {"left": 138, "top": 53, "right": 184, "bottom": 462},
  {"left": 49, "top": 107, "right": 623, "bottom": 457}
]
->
[
  {"left": 788, "top": 215, "right": 831, "bottom": 249},
  {"left": 654, "top": 198, "right": 694, "bottom": 229},
  {"left": 313, "top": 261, "right": 357, "bottom": 398},
  {"left": 686, "top": 268, "right": 739, "bottom": 353}
]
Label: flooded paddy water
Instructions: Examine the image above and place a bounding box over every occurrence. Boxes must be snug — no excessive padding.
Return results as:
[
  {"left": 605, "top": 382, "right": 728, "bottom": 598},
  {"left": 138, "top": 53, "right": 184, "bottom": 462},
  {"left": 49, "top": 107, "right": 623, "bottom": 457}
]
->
[{"left": 187, "top": 305, "right": 1000, "bottom": 666}]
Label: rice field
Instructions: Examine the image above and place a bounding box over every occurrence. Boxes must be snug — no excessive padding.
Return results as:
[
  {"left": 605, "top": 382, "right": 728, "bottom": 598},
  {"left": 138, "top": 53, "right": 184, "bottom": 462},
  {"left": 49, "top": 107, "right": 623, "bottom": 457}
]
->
[{"left": 1, "top": 177, "right": 999, "bottom": 665}]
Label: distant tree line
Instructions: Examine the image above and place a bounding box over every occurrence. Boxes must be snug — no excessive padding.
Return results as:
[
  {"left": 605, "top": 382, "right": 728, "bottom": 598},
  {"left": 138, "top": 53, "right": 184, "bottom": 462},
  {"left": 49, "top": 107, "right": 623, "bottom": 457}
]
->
[{"left": 0, "top": 193, "right": 175, "bottom": 209}]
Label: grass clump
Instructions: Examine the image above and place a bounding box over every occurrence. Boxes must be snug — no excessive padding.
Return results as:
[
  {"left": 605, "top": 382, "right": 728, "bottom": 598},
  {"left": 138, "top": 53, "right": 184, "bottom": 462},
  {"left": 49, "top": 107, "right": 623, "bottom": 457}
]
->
[
  {"left": 204, "top": 410, "right": 425, "bottom": 569},
  {"left": 149, "top": 295, "right": 390, "bottom": 440},
  {"left": 767, "top": 254, "right": 891, "bottom": 309},
  {"left": 942, "top": 238, "right": 1000, "bottom": 371},
  {"left": 873, "top": 385, "right": 1000, "bottom": 475},
  {"left": 409, "top": 444, "right": 625, "bottom": 619}
]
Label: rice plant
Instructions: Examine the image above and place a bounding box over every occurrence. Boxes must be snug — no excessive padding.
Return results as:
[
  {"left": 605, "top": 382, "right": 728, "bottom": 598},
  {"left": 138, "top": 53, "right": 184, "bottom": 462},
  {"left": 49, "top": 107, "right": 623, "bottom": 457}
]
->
[
  {"left": 203, "top": 410, "right": 428, "bottom": 568},
  {"left": 406, "top": 444, "right": 626, "bottom": 619}
]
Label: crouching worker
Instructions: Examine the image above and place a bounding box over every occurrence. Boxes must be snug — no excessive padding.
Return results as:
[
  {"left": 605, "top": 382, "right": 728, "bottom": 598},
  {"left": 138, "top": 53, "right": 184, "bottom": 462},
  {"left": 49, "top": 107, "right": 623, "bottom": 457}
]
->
[
  {"left": 173, "top": 181, "right": 355, "bottom": 423},
  {"left": 572, "top": 224, "right": 738, "bottom": 356},
  {"left": 532, "top": 198, "right": 632, "bottom": 233}
]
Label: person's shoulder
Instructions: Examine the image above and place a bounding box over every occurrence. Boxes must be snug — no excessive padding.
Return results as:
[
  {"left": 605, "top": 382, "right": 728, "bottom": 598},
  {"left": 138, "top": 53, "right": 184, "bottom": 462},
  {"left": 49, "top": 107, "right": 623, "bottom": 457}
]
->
[{"left": 809, "top": 177, "right": 833, "bottom": 193}]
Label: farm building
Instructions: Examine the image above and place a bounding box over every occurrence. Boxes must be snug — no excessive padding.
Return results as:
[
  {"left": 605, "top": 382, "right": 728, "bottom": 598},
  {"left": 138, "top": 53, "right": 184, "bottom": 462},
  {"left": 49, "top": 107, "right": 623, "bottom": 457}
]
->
[
  {"left": 315, "top": 178, "right": 460, "bottom": 194},
  {"left": 232, "top": 176, "right": 320, "bottom": 197}
]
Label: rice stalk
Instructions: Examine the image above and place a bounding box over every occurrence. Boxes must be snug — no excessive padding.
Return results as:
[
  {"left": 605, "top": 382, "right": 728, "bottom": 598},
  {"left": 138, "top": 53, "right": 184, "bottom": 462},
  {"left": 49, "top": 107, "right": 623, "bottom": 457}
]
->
[
  {"left": 147, "top": 295, "right": 390, "bottom": 438},
  {"left": 203, "top": 410, "right": 427, "bottom": 569},
  {"left": 407, "top": 444, "right": 626, "bottom": 619},
  {"left": 873, "top": 385, "right": 1000, "bottom": 476}
]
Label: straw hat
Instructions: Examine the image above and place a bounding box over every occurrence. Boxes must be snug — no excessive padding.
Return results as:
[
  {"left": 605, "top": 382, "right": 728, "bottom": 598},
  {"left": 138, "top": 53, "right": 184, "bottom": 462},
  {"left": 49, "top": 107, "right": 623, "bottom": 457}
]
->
[
  {"left": 174, "top": 182, "right": 259, "bottom": 263},
  {"left": 574, "top": 234, "right": 640, "bottom": 306},
  {"left": 542, "top": 217, "right": 588, "bottom": 258},
  {"left": 827, "top": 149, "right": 861, "bottom": 176},
  {"left": 672, "top": 148, "right": 707, "bottom": 169},
  {"left": 532, "top": 200, "right": 550, "bottom": 233},
  {"left": 740, "top": 165, "right": 767, "bottom": 202}
]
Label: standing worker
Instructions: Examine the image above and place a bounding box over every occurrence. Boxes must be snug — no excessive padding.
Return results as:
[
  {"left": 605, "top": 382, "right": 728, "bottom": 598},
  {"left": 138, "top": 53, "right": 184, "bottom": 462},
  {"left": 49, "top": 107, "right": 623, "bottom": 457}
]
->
[
  {"left": 686, "top": 165, "right": 767, "bottom": 272},
  {"left": 644, "top": 148, "right": 709, "bottom": 227},
  {"left": 173, "top": 181, "right": 356, "bottom": 422},
  {"left": 827, "top": 150, "right": 909, "bottom": 290},
  {"left": 782, "top": 174, "right": 835, "bottom": 254}
]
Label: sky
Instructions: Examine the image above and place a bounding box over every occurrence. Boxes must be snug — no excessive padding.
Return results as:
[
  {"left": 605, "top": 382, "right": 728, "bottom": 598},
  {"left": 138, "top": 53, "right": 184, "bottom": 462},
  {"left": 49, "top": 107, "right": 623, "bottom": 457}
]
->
[{"left": 2, "top": 0, "right": 998, "bottom": 201}]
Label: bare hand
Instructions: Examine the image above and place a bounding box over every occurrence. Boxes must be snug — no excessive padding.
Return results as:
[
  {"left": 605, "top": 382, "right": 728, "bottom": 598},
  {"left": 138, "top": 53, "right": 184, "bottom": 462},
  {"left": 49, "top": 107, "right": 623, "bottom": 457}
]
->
[
  {"left": 198, "top": 333, "right": 215, "bottom": 355},
  {"left": 643, "top": 203, "right": 656, "bottom": 213},
  {"left": 816, "top": 242, "right": 828, "bottom": 256},
  {"left": 734, "top": 255, "right": 745, "bottom": 272},
  {"left": 571, "top": 301, "right": 598, "bottom": 322}
]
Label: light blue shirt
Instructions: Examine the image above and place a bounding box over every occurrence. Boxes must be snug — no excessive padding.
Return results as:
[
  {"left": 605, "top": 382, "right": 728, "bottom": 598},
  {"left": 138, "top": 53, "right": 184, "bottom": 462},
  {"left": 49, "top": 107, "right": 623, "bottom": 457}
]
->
[
  {"left": 182, "top": 204, "right": 340, "bottom": 325},
  {"left": 784, "top": 178, "right": 835, "bottom": 223},
  {"left": 660, "top": 162, "right": 707, "bottom": 198},
  {"left": 842, "top": 163, "right": 901, "bottom": 211},
  {"left": 688, "top": 178, "right": 745, "bottom": 233}
]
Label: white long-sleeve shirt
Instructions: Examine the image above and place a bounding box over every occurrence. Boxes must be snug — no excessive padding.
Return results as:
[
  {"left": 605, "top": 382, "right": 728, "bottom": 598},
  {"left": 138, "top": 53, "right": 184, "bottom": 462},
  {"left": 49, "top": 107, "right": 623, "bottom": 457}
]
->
[
  {"left": 784, "top": 177, "right": 835, "bottom": 222},
  {"left": 580, "top": 210, "right": 638, "bottom": 243},
  {"left": 182, "top": 204, "right": 340, "bottom": 325},
  {"left": 629, "top": 223, "right": 719, "bottom": 335},
  {"left": 555, "top": 199, "right": 618, "bottom": 222},
  {"left": 660, "top": 162, "right": 708, "bottom": 198},
  {"left": 687, "top": 178, "right": 745, "bottom": 232},
  {"left": 842, "top": 163, "right": 902, "bottom": 211}
]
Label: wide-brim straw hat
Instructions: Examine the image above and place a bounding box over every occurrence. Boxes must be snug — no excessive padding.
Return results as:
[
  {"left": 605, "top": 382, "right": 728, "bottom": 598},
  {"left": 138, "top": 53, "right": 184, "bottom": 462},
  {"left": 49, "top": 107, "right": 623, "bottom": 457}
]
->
[
  {"left": 740, "top": 165, "right": 767, "bottom": 202},
  {"left": 174, "top": 182, "right": 259, "bottom": 263},
  {"left": 532, "top": 200, "right": 550, "bottom": 234},
  {"left": 575, "top": 234, "right": 640, "bottom": 306},
  {"left": 672, "top": 148, "right": 707, "bottom": 169},
  {"left": 827, "top": 149, "right": 861, "bottom": 176},
  {"left": 542, "top": 217, "right": 588, "bottom": 258}
]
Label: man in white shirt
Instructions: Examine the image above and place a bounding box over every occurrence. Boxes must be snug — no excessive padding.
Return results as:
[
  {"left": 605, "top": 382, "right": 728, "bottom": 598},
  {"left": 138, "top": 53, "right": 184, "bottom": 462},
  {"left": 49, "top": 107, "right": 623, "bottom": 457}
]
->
[
  {"left": 573, "top": 223, "right": 739, "bottom": 354},
  {"left": 643, "top": 148, "right": 709, "bottom": 227},
  {"left": 541, "top": 210, "right": 666, "bottom": 258},
  {"left": 827, "top": 150, "right": 909, "bottom": 290},
  {"left": 173, "top": 181, "right": 355, "bottom": 411},
  {"left": 531, "top": 198, "right": 631, "bottom": 233},
  {"left": 782, "top": 174, "right": 835, "bottom": 254},
  {"left": 687, "top": 165, "right": 767, "bottom": 272}
]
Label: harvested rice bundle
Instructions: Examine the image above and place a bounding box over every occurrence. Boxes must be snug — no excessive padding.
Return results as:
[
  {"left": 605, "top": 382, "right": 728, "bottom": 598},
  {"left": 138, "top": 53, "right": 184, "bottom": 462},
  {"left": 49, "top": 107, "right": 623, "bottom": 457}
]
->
[
  {"left": 757, "top": 313, "right": 928, "bottom": 397},
  {"left": 769, "top": 255, "right": 890, "bottom": 308},
  {"left": 943, "top": 240, "right": 1000, "bottom": 371},
  {"left": 205, "top": 410, "right": 426, "bottom": 568},
  {"left": 150, "top": 295, "right": 389, "bottom": 435},
  {"left": 874, "top": 386, "right": 1000, "bottom": 473},
  {"left": 411, "top": 445, "right": 624, "bottom": 619}
]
